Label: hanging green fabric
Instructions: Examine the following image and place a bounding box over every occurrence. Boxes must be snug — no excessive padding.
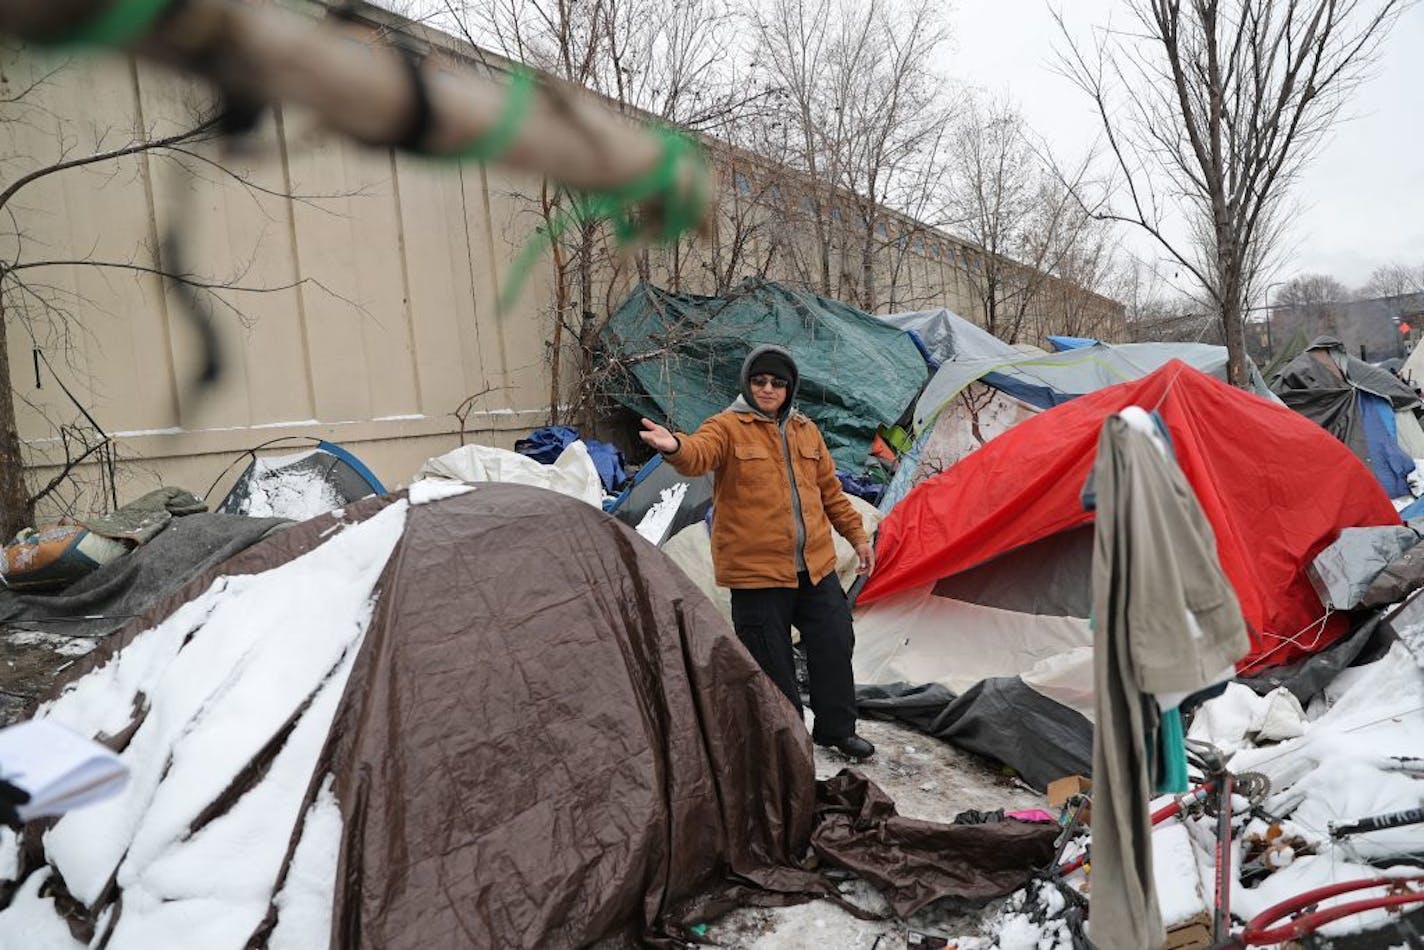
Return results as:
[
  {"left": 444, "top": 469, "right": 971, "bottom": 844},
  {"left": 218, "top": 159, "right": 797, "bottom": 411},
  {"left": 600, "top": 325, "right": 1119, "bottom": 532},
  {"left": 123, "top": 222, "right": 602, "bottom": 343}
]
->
[
  {"left": 1155, "top": 707, "right": 1189, "bottom": 795},
  {"left": 494, "top": 125, "right": 708, "bottom": 313},
  {"left": 43, "top": 0, "right": 181, "bottom": 47}
]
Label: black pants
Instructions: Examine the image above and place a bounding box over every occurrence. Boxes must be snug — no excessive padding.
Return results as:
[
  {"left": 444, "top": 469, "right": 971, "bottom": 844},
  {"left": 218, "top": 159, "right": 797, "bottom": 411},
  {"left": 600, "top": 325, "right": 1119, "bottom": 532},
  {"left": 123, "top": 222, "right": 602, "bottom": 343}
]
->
[{"left": 730, "top": 571, "right": 857, "bottom": 741}]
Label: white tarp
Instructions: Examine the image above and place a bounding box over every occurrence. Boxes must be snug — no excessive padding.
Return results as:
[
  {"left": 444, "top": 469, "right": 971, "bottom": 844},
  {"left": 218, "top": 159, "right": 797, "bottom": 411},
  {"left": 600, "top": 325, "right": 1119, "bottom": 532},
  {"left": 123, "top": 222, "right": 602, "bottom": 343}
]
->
[
  {"left": 415, "top": 441, "right": 604, "bottom": 508},
  {"left": 851, "top": 586, "right": 1094, "bottom": 703}
]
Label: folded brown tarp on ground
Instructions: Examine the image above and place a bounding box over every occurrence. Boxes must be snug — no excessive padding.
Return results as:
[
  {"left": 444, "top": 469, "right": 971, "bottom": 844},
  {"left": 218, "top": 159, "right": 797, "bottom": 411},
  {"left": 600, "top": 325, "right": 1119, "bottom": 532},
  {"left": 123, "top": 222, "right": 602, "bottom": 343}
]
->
[{"left": 812, "top": 770, "right": 1060, "bottom": 917}]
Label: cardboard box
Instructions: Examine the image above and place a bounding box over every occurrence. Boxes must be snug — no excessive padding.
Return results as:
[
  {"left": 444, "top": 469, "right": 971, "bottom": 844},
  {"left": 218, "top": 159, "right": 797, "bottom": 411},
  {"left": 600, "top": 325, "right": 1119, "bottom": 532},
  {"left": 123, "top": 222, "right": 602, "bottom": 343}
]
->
[
  {"left": 1047, "top": 774, "right": 1092, "bottom": 810},
  {"left": 1162, "top": 911, "right": 1212, "bottom": 950}
]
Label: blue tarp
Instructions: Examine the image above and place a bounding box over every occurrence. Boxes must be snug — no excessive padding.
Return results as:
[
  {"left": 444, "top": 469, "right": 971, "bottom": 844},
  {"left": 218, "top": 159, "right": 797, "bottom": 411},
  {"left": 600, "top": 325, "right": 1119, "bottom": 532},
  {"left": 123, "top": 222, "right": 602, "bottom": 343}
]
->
[
  {"left": 515, "top": 426, "right": 629, "bottom": 494},
  {"left": 1359, "top": 392, "right": 1417, "bottom": 498},
  {"left": 837, "top": 471, "right": 885, "bottom": 506},
  {"left": 1047, "top": 335, "right": 1099, "bottom": 351}
]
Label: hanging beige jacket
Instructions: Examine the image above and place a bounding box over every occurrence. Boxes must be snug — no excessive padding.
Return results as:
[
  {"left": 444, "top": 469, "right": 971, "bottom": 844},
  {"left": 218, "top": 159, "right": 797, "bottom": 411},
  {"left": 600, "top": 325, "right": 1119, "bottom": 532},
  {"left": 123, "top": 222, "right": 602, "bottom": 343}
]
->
[{"left": 1089, "top": 411, "right": 1250, "bottom": 950}]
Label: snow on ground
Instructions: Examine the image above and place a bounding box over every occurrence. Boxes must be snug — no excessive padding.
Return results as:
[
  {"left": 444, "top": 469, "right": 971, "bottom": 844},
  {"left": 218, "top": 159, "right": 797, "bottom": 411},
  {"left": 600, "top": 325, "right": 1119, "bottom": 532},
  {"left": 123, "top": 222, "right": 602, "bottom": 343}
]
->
[
  {"left": 0, "top": 502, "right": 408, "bottom": 950},
  {"left": 0, "top": 630, "right": 97, "bottom": 658},
  {"left": 1221, "top": 643, "right": 1424, "bottom": 939},
  {"left": 902, "top": 642, "right": 1424, "bottom": 950}
]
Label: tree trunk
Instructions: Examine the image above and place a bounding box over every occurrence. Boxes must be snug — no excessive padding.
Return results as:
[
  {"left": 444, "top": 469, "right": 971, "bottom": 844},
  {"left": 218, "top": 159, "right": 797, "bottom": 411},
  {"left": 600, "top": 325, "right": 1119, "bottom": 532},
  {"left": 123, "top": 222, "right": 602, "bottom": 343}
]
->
[
  {"left": 1221, "top": 293, "right": 1247, "bottom": 387},
  {"left": 861, "top": 217, "right": 877, "bottom": 313},
  {"left": 576, "top": 224, "right": 597, "bottom": 430},
  {"left": 0, "top": 299, "right": 34, "bottom": 540}
]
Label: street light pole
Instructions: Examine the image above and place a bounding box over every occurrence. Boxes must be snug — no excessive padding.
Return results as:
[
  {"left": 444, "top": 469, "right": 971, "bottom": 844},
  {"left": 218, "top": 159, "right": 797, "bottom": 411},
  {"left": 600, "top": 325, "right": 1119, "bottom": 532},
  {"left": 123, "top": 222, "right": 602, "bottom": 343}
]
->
[{"left": 1263, "top": 280, "right": 1285, "bottom": 361}]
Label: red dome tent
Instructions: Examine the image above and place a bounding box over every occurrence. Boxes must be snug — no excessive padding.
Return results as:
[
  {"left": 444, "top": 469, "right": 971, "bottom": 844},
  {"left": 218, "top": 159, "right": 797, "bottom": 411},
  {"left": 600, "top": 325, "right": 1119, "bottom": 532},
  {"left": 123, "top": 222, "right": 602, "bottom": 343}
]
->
[{"left": 859, "top": 361, "right": 1400, "bottom": 675}]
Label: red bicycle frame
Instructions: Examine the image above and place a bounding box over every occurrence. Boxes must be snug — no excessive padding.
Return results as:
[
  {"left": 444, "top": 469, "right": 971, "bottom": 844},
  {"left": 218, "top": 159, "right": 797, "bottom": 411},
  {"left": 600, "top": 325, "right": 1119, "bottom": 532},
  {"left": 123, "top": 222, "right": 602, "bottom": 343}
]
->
[
  {"left": 1055, "top": 779, "right": 1217, "bottom": 877},
  {"left": 1238, "top": 875, "right": 1424, "bottom": 945}
]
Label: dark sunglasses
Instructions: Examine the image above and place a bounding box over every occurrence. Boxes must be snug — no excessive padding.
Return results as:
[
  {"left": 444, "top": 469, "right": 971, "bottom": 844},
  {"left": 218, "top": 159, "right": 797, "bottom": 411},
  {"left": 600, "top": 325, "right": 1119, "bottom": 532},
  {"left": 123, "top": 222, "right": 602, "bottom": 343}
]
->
[{"left": 749, "top": 374, "right": 789, "bottom": 390}]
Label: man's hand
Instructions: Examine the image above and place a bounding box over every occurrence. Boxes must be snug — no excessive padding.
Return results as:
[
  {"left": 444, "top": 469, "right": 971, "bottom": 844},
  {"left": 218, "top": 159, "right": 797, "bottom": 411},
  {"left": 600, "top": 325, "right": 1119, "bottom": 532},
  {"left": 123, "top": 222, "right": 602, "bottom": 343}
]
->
[
  {"left": 855, "top": 541, "right": 875, "bottom": 576},
  {"left": 638, "top": 418, "right": 679, "bottom": 454}
]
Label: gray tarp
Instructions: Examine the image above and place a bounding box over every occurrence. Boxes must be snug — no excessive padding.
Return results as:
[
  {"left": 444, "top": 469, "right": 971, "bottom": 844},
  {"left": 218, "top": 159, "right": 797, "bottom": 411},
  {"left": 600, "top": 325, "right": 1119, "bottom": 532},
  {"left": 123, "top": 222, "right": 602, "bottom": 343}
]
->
[
  {"left": 80, "top": 487, "right": 208, "bottom": 545},
  {"left": 1385, "top": 588, "right": 1424, "bottom": 667},
  {"left": 0, "top": 513, "right": 288, "bottom": 638},
  {"left": 879, "top": 308, "right": 1020, "bottom": 366},
  {"left": 1240, "top": 613, "right": 1394, "bottom": 702},
  {"left": 856, "top": 678, "right": 1093, "bottom": 791},
  {"left": 1271, "top": 339, "right": 1421, "bottom": 498},
  {"left": 913, "top": 342, "right": 1276, "bottom": 430},
  {"left": 1307, "top": 525, "right": 1420, "bottom": 610}
]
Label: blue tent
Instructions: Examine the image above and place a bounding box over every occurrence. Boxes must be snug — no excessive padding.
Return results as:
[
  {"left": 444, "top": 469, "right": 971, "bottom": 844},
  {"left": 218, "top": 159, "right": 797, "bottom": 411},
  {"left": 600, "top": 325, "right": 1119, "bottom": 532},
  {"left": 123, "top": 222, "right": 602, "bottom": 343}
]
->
[{"left": 1046, "top": 335, "right": 1099, "bottom": 351}]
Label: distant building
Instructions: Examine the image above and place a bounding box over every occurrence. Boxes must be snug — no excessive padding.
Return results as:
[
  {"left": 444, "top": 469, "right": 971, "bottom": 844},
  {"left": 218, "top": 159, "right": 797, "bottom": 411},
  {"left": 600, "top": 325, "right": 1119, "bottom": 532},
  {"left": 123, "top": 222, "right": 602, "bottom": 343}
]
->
[{"left": 1269, "top": 292, "right": 1424, "bottom": 363}]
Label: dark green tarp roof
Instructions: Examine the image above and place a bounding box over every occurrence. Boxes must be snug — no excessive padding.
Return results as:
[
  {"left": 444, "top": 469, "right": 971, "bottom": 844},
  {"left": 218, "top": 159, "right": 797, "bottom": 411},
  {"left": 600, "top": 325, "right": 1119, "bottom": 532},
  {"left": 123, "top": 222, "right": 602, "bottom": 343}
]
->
[{"left": 600, "top": 279, "right": 928, "bottom": 468}]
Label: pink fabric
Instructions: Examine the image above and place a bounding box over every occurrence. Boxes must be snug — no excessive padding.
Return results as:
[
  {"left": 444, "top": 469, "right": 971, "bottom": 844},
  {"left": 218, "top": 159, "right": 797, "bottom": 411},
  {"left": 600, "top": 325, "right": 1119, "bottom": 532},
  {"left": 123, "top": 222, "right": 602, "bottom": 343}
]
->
[{"left": 1007, "top": 809, "right": 1057, "bottom": 824}]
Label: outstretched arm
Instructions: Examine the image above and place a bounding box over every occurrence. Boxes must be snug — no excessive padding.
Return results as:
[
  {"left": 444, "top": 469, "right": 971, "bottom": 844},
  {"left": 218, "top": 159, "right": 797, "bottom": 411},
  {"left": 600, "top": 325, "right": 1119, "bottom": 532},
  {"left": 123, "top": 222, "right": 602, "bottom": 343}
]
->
[{"left": 639, "top": 416, "right": 728, "bottom": 475}]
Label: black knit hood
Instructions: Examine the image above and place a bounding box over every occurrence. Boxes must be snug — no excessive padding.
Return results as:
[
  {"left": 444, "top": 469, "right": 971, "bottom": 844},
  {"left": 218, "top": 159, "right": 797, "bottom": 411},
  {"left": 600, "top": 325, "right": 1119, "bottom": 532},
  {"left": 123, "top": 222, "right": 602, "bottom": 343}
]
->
[{"left": 738, "top": 344, "right": 800, "bottom": 421}]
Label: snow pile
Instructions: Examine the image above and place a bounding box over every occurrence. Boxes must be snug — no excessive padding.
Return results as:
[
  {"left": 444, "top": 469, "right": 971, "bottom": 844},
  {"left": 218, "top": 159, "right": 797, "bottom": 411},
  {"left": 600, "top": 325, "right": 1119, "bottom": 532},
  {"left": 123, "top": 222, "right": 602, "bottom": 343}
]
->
[
  {"left": 979, "top": 880, "right": 1079, "bottom": 949},
  {"left": 0, "top": 501, "right": 408, "bottom": 950},
  {"left": 966, "top": 642, "right": 1424, "bottom": 947},
  {"left": 407, "top": 478, "right": 473, "bottom": 505}
]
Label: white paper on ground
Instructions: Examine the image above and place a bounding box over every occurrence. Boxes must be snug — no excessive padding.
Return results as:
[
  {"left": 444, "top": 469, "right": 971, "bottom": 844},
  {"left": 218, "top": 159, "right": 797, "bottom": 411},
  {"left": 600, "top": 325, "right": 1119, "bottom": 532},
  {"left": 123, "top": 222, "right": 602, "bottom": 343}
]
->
[{"left": 0, "top": 719, "right": 128, "bottom": 822}]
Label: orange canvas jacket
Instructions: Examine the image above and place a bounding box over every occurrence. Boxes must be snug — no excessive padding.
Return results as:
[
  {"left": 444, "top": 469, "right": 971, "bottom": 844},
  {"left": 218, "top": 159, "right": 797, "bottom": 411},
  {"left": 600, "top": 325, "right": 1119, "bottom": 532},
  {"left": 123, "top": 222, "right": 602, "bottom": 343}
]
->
[{"left": 664, "top": 408, "right": 868, "bottom": 589}]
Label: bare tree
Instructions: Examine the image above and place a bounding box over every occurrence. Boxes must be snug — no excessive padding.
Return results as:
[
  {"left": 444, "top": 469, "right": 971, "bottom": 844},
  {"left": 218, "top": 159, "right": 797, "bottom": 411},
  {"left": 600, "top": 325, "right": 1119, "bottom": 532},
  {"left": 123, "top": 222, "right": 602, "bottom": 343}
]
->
[
  {"left": 1360, "top": 261, "right": 1424, "bottom": 299},
  {"left": 439, "top": 0, "right": 747, "bottom": 428},
  {"left": 748, "top": 0, "right": 954, "bottom": 311},
  {"left": 1055, "top": 0, "right": 1410, "bottom": 386},
  {"left": 942, "top": 96, "right": 1114, "bottom": 343},
  {"left": 1036, "top": 218, "right": 1128, "bottom": 342},
  {"left": 1274, "top": 271, "right": 1351, "bottom": 339}
]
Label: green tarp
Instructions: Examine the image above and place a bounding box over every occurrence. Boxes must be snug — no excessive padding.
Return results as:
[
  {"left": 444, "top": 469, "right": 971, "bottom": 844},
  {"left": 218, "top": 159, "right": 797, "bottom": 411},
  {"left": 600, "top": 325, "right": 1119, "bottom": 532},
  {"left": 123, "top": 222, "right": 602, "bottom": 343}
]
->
[{"left": 600, "top": 279, "right": 928, "bottom": 469}]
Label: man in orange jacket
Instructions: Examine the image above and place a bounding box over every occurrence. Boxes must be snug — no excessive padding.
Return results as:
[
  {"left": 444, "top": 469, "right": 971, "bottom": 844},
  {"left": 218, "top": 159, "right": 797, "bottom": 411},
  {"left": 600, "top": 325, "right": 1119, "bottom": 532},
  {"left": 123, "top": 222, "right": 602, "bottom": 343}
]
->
[{"left": 639, "top": 345, "right": 875, "bottom": 758}]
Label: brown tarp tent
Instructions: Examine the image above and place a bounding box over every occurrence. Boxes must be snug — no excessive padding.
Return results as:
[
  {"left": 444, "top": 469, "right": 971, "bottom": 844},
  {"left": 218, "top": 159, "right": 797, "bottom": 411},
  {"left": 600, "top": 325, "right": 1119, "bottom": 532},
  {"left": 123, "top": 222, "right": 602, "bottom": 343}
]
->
[{"left": 1, "top": 483, "right": 1053, "bottom": 948}]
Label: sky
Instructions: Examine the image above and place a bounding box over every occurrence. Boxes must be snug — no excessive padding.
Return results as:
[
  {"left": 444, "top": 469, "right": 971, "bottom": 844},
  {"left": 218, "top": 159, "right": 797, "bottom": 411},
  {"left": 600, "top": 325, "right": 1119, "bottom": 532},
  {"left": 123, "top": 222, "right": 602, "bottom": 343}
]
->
[{"left": 946, "top": 0, "right": 1424, "bottom": 291}]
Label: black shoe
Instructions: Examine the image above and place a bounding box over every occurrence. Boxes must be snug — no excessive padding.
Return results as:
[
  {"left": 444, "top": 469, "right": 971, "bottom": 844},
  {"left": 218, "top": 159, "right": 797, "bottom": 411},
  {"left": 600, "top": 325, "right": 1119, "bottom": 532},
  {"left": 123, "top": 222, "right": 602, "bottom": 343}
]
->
[{"left": 815, "top": 733, "right": 875, "bottom": 759}]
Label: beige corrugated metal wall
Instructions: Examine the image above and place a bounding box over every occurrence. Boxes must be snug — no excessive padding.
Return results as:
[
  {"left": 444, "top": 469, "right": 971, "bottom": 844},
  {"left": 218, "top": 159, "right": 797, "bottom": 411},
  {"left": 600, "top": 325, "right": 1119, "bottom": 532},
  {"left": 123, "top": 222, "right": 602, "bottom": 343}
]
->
[
  {"left": 2, "top": 33, "right": 1119, "bottom": 521},
  {"left": 5, "top": 44, "right": 566, "bottom": 516}
]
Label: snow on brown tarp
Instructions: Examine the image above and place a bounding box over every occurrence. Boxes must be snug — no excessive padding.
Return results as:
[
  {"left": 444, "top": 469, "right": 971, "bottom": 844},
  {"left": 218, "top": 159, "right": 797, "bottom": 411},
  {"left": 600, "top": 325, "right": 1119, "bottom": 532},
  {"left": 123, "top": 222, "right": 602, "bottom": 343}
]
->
[
  {"left": 9, "top": 483, "right": 1055, "bottom": 947},
  {"left": 313, "top": 483, "right": 827, "bottom": 946}
]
